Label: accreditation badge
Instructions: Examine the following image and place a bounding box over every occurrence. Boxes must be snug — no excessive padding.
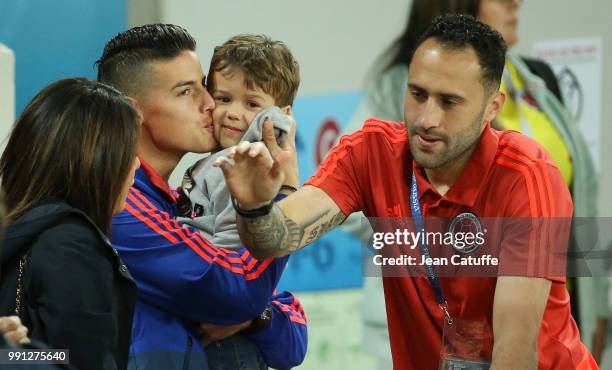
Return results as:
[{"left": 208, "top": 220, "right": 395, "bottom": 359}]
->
[{"left": 439, "top": 317, "right": 493, "bottom": 370}]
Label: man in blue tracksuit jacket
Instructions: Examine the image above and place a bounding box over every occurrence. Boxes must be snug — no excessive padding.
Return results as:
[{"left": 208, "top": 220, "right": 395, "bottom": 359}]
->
[{"left": 97, "top": 24, "right": 307, "bottom": 370}]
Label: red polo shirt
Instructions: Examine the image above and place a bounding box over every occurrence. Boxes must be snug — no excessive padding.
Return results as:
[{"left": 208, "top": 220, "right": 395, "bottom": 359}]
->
[{"left": 306, "top": 118, "right": 596, "bottom": 369}]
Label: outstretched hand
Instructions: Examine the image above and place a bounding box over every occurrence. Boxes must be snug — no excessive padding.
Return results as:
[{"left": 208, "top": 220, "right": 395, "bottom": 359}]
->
[{"left": 214, "top": 119, "right": 297, "bottom": 209}]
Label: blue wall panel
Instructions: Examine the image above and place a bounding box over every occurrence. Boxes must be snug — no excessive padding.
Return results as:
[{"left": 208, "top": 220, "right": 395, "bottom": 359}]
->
[
  {"left": 0, "top": 0, "right": 126, "bottom": 114},
  {"left": 277, "top": 91, "right": 365, "bottom": 292}
]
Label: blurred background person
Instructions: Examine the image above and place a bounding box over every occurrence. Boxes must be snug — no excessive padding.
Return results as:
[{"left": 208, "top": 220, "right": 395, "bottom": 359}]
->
[
  {"left": 0, "top": 78, "right": 141, "bottom": 370},
  {"left": 343, "top": 0, "right": 599, "bottom": 368}
]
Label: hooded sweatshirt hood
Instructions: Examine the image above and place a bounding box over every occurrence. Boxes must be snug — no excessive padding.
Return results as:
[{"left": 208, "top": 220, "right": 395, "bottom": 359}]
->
[{"left": 1, "top": 201, "right": 102, "bottom": 264}]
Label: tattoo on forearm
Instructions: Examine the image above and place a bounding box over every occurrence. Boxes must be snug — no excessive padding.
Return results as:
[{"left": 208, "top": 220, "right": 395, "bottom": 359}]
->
[
  {"left": 304, "top": 211, "right": 345, "bottom": 245},
  {"left": 238, "top": 205, "right": 345, "bottom": 258}
]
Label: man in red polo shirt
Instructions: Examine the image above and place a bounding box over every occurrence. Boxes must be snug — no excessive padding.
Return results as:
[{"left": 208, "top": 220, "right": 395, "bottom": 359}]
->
[{"left": 215, "top": 14, "right": 598, "bottom": 370}]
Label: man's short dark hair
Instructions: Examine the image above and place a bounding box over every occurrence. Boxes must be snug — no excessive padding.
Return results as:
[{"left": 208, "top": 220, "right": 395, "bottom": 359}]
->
[
  {"left": 414, "top": 14, "right": 507, "bottom": 94},
  {"left": 96, "top": 24, "right": 196, "bottom": 96}
]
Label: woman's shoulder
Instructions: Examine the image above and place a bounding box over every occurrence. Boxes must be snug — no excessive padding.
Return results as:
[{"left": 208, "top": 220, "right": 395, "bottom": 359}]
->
[
  {"left": 25, "top": 209, "right": 118, "bottom": 285},
  {"left": 39, "top": 214, "right": 105, "bottom": 243},
  {"left": 20, "top": 202, "right": 110, "bottom": 253},
  {"left": 3, "top": 201, "right": 108, "bottom": 260}
]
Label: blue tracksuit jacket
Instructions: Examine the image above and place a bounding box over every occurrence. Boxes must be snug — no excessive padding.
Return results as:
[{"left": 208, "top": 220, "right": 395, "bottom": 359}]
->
[{"left": 111, "top": 161, "right": 307, "bottom": 370}]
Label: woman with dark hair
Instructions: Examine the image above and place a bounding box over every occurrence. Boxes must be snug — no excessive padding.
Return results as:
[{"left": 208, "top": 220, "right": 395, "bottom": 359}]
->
[
  {"left": 0, "top": 78, "right": 141, "bottom": 370},
  {"left": 343, "top": 1, "right": 598, "bottom": 368}
]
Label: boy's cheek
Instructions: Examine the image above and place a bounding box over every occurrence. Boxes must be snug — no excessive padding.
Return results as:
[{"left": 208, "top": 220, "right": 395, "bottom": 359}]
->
[
  {"left": 213, "top": 122, "right": 223, "bottom": 143},
  {"left": 219, "top": 134, "right": 242, "bottom": 149}
]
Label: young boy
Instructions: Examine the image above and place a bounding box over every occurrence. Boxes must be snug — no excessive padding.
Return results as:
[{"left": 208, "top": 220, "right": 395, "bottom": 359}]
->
[
  {"left": 178, "top": 34, "right": 305, "bottom": 369},
  {"left": 179, "top": 34, "right": 300, "bottom": 249}
]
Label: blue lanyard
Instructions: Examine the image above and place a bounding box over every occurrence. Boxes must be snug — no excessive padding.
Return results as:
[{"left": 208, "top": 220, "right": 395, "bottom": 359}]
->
[{"left": 410, "top": 171, "right": 453, "bottom": 325}]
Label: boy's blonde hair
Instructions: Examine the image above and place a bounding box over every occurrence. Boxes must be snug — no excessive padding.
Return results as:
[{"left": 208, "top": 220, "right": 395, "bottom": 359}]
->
[{"left": 208, "top": 34, "right": 300, "bottom": 107}]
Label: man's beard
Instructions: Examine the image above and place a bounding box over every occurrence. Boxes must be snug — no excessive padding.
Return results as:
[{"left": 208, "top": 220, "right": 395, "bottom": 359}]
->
[{"left": 409, "top": 108, "right": 486, "bottom": 170}]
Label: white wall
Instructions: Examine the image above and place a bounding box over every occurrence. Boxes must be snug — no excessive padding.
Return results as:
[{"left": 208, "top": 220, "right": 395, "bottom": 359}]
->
[
  {"left": 128, "top": 0, "right": 160, "bottom": 27},
  {"left": 160, "top": 0, "right": 410, "bottom": 95},
  {"left": 0, "top": 44, "right": 15, "bottom": 148}
]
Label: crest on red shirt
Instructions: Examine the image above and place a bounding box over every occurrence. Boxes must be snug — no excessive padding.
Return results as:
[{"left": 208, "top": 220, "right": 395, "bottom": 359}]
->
[{"left": 447, "top": 212, "right": 483, "bottom": 254}]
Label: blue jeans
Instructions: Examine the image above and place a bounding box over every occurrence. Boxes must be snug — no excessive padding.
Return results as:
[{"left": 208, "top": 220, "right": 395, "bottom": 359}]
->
[{"left": 206, "top": 335, "right": 267, "bottom": 370}]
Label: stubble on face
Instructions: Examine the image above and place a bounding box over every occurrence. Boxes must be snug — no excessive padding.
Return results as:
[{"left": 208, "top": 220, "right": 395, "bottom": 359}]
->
[{"left": 408, "top": 106, "right": 486, "bottom": 170}]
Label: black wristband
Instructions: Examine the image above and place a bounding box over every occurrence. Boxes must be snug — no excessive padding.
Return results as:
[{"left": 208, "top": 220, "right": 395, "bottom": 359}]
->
[
  {"left": 280, "top": 184, "right": 298, "bottom": 193},
  {"left": 231, "top": 196, "right": 273, "bottom": 218},
  {"left": 241, "top": 305, "right": 273, "bottom": 335}
]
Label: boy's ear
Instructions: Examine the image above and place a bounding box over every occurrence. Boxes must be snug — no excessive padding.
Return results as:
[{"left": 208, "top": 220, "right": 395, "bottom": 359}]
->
[{"left": 280, "top": 105, "right": 292, "bottom": 116}]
